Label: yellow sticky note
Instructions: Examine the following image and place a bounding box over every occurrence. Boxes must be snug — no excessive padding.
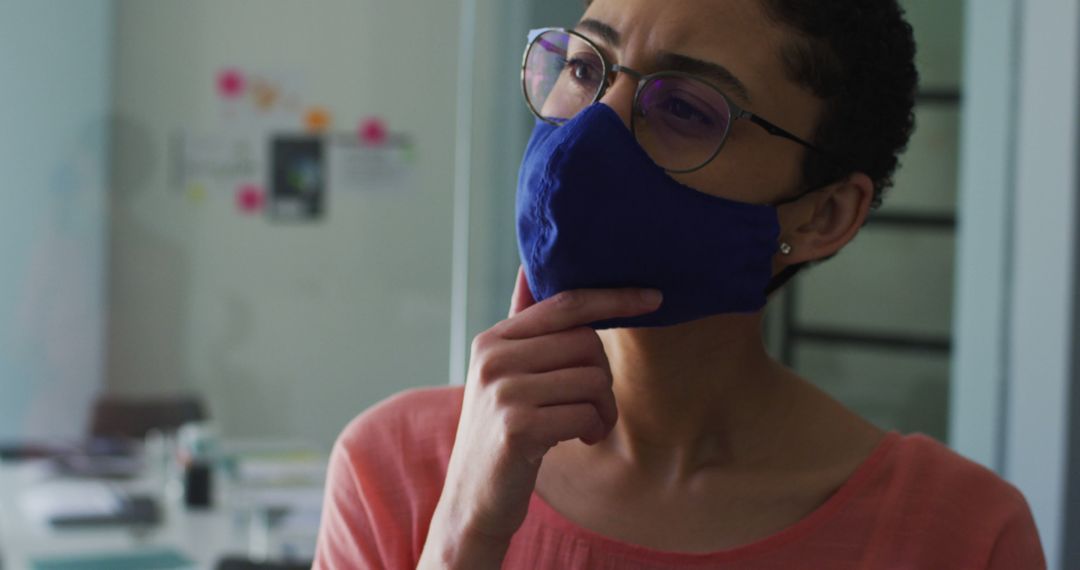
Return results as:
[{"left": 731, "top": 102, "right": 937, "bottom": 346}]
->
[{"left": 187, "top": 183, "right": 207, "bottom": 204}]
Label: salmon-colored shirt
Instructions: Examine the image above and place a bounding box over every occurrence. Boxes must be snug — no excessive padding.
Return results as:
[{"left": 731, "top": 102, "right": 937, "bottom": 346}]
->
[{"left": 313, "top": 386, "right": 1045, "bottom": 569}]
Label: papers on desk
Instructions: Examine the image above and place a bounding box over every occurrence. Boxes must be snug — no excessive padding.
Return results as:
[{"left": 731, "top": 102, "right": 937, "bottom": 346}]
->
[
  {"left": 20, "top": 481, "right": 122, "bottom": 525},
  {"left": 230, "top": 485, "right": 324, "bottom": 512},
  {"left": 19, "top": 481, "right": 160, "bottom": 528},
  {"left": 228, "top": 446, "right": 327, "bottom": 486},
  {"left": 226, "top": 444, "right": 327, "bottom": 511},
  {"left": 223, "top": 444, "right": 327, "bottom": 561}
]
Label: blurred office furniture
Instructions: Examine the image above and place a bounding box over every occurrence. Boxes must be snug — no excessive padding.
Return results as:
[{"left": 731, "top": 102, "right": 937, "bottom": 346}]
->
[
  {"left": 88, "top": 395, "right": 207, "bottom": 439},
  {"left": 0, "top": 437, "right": 324, "bottom": 570},
  {"left": 28, "top": 548, "right": 196, "bottom": 569},
  {"left": 215, "top": 557, "right": 310, "bottom": 570}
]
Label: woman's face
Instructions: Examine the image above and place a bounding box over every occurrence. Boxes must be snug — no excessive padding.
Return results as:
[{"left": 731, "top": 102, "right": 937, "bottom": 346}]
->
[{"left": 579, "top": 0, "right": 823, "bottom": 205}]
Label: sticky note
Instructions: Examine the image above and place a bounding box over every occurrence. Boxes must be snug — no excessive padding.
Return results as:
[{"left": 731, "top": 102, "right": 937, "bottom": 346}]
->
[
  {"left": 250, "top": 78, "right": 279, "bottom": 111},
  {"left": 359, "top": 117, "right": 388, "bottom": 146},
  {"left": 216, "top": 68, "right": 245, "bottom": 100},
  {"left": 304, "top": 106, "right": 332, "bottom": 134},
  {"left": 235, "top": 183, "right": 265, "bottom": 214},
  {"left": 186, "top": 183, "right": 207, "bottom": 204}
]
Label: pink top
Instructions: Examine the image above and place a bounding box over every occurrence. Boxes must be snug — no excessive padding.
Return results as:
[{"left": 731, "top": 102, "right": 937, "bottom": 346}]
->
[{"left": 313, "top": 386, "right": 1045, "bottom": 569}]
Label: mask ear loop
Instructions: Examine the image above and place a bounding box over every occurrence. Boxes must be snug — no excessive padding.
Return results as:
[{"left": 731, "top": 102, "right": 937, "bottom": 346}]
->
[
  {"left": 766, "top": 263, "right": 804, "bottom": 296},
  {"left": 764, "top": 183, "right": 825, "bottom": 296}
]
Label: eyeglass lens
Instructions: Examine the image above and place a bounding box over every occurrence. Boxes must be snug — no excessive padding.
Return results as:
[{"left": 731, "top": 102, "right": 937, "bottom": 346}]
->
[{"left": 523, "top": 29, "right": 733, "bottom": 172}]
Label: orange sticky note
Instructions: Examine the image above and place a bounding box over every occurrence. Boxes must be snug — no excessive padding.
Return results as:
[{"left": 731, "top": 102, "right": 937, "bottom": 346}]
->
[
  {"left": 251, "top": 78, "right": 279, "bottom": 111},
  {"left": 305, "top": 107, "right": 332, "bottom": 134}
]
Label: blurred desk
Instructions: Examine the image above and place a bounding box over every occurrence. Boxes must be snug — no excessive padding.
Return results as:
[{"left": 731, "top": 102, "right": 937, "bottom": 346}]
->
[{"left": 0, "top": 444, "right": 325, "bottom": 570}]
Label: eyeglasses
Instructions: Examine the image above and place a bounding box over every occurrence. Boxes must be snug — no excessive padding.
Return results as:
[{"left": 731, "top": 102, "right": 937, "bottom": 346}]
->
[{"left": 521, "top": 27, "right": 830, "bottom": 174}]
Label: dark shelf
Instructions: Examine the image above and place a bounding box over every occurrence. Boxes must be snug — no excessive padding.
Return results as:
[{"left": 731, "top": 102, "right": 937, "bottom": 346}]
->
[
  {"left": 866, "top": 211, "right": 957, "bottom": 229},
  {"left": 790, "top": 327, "right": 952, "bottom": 352}
]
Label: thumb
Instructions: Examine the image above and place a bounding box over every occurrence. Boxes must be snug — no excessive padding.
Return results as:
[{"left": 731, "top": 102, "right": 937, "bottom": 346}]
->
[{"left": 508, "top": 265, "right": 537, "bottom": 318}]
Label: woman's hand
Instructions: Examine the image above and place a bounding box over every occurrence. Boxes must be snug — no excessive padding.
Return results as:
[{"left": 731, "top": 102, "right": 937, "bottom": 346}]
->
[{"left": 417, "top": 267, "right": 662, "bottom": 569}]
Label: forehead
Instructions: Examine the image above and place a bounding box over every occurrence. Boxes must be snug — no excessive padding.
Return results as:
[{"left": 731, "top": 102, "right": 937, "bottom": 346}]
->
[{"left": 580, "top": 0, "right": 792, "bottom": 100}]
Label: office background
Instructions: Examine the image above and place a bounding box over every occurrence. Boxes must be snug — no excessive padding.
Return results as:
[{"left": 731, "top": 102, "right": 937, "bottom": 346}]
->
[{"left": 0, "top": 0, "right": 1077, "bottom": 568}]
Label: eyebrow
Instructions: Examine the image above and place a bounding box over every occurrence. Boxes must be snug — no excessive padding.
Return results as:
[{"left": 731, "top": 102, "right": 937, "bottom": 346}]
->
[
  {"left": 576, "top": 18, "right": 621, "bottom": 47},
  {"left": 654, "top": 51, "right": 754, "bottom": 105},
  {"left": 573, "top": 19, "right": 753, "bottom": 105}
]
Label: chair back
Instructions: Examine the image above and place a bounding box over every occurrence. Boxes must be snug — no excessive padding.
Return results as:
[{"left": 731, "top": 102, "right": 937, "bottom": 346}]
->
[{"left": 88, "top": 395, "right": 207, "bottom": 439}]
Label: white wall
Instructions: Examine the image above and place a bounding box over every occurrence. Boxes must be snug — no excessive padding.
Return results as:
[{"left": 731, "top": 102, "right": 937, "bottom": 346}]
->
[
  {"left": 0, "top": 0, "right": 113, "bottom": 439},
  {"left": 109, "top": 0, "right": 462, "bottom": 446}
]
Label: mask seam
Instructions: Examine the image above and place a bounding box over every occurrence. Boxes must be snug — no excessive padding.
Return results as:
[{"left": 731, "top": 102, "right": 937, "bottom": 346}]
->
[{"left": 531, "top": 139, "right": 570, "bottom": 296}]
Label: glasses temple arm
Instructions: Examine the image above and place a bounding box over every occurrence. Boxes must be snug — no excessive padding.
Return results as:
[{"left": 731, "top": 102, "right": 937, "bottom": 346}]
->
[{"left": 747, "top": 114, "right": 829, "bottom": 155}]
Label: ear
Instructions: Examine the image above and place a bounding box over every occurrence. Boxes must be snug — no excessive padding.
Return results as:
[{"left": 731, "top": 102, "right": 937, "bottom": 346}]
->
[{"left": 774, "top": 173, "right": 875, "bottom": 267}]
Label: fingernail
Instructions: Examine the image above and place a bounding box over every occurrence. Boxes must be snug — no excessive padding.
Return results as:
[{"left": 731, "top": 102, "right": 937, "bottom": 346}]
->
[{"left": 639, "top": 289, "right": 663, "bottom": 305}]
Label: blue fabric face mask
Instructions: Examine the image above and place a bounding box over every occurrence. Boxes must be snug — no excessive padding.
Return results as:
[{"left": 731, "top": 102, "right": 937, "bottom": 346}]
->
[{"left": 515, "top": 103, "right": 782, "bottom": 329}]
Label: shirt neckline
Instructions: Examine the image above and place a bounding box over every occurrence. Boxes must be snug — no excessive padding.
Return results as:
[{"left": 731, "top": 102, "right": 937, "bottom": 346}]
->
[{"left": 526, "top": 430, "right": 902, "bottom": 565}]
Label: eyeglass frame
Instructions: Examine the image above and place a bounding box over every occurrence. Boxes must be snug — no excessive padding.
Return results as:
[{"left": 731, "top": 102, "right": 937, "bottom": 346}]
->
[{"left": 520, "top": 27, "right": 835, "bottom": 174}]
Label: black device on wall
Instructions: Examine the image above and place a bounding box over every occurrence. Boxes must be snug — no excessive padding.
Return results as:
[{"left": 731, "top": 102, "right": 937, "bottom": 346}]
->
[{"left": 270, "top": 136, "right": 325, "bottom": 221}]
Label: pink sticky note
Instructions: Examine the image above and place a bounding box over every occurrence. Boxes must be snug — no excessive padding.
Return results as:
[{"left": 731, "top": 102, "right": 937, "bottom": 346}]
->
[
  {"left": 217, "top": 68, "right": 246, "bottom": 100},
  {"left": 359, "top": 117, "right": 388, "bottom": 146},
  {"left": 236, "top": 184, "right": 265, "bottom": 214}
]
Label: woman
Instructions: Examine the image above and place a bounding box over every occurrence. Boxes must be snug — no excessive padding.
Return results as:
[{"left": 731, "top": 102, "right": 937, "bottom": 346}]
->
[{"left": 315, "top": 0, "right": 1045, "bottom": 568}]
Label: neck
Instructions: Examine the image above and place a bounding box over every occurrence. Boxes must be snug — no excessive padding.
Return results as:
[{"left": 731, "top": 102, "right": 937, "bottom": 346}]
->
[{"left": 593, "top": 312, "right": 797, "bottom": 482}]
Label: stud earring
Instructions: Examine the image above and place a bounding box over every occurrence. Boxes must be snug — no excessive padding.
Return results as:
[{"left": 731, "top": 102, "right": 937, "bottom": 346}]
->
[{"left": 779, "top": 242, "right": 793, "bottom": 256}]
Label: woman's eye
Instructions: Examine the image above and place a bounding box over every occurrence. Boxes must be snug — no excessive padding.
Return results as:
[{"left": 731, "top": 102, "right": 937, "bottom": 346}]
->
[
  {"left": 566, "top": 58, "right": 600, "bottom": 86},
  {"left": 659, "top": 97, "right": 713, "bottom": 125}
]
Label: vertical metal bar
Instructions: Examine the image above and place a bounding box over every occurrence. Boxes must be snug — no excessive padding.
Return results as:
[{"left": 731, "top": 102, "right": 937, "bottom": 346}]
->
[
  {"left": 1065, "top": 117, "right": 1080, "bottom": 570},
  {"left": 449, "top": 0, "right": 478, "bottom": 386},
  {"left": 949, "top": 0, "right": 1019, "bottom": 473},
  {"left": 1063, "top": 6, "right": 1080, "bottom": 563}
]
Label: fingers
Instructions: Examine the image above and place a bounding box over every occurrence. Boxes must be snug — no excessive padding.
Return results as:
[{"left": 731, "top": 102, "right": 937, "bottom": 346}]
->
[
  {"left": 483, "top": 327, "right": 608, "bottom": 374},
  {"left": 505, "top": 402, "right": 606, "bottom": 464},
  {"left": 529, "top": 403, "right": 609, "bottom": 455},
  {"left": 498, "top": 287, "right": 663, "bottom": 340},
  {"left": 508, "top": 266, "right": 536, "bottom": 318},
  {"left": 494, "top": 367, "right": 617, "bottom": 431}
]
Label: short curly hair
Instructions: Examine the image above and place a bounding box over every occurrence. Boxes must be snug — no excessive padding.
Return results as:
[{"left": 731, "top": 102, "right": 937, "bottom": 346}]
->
[
  {"left": 761, "top": 0, "right": 919, "bottom": 208},
  {"left": 577, "top": 0, "right": 920, "bottom": 206}
]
